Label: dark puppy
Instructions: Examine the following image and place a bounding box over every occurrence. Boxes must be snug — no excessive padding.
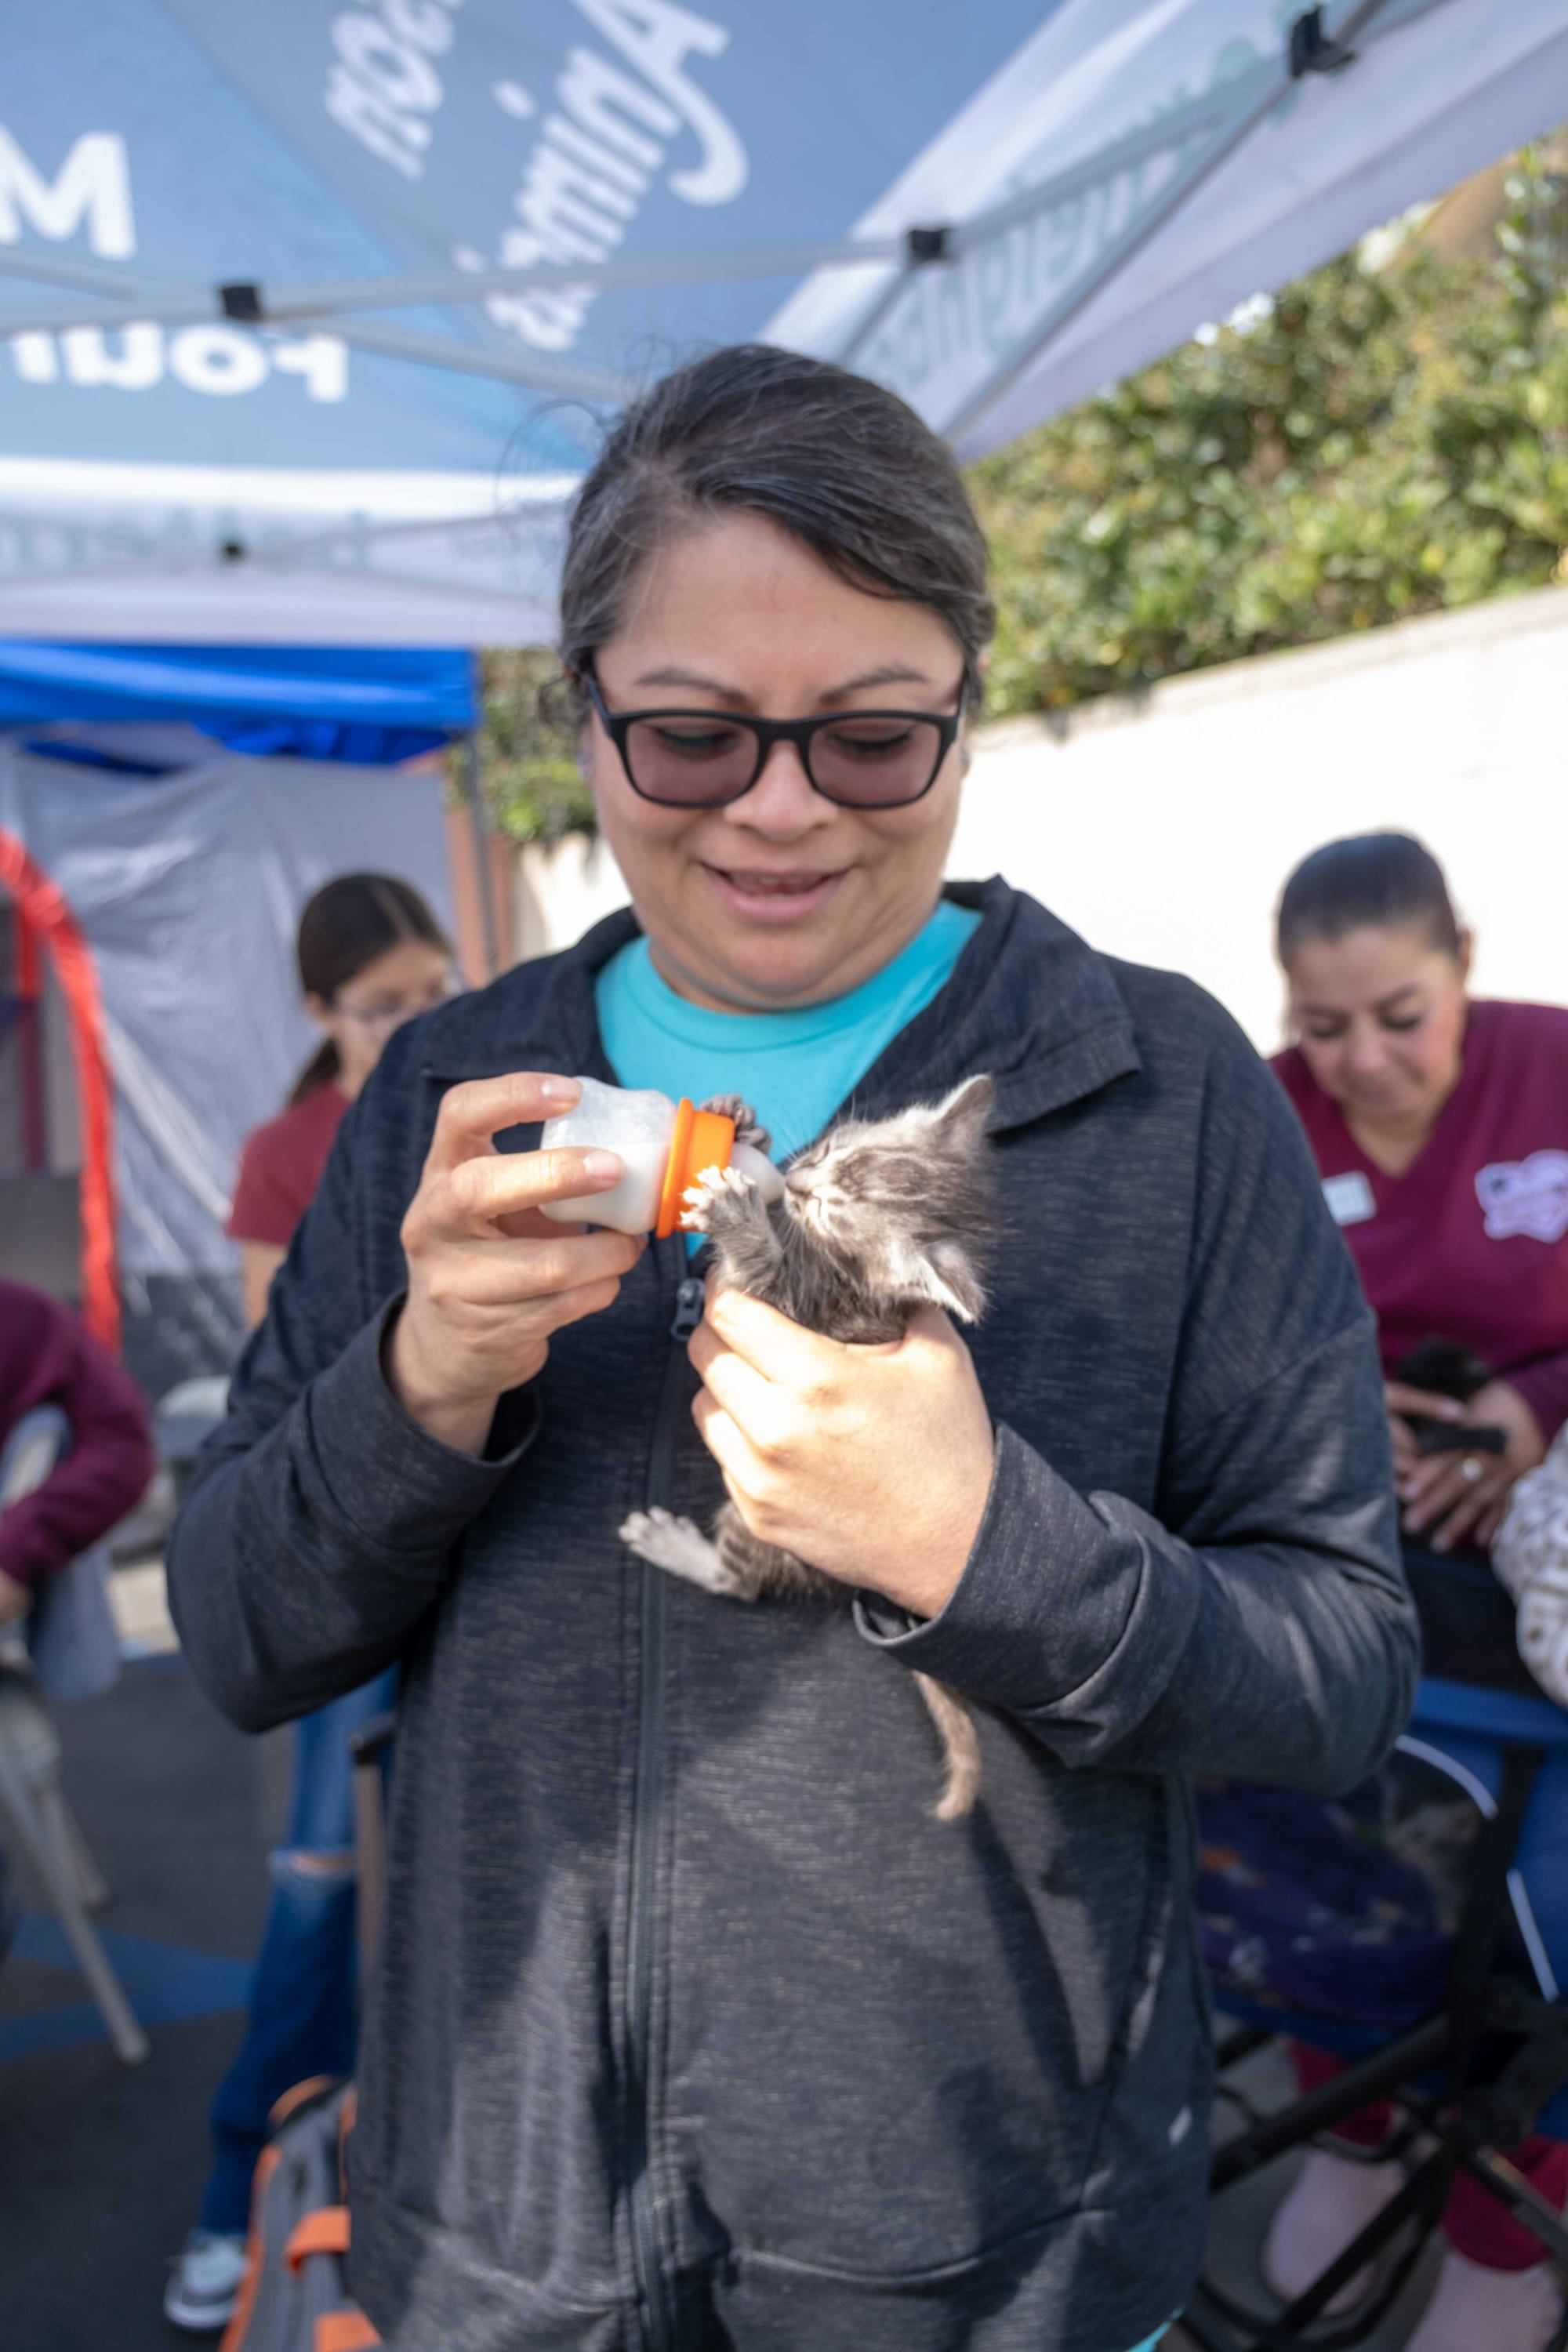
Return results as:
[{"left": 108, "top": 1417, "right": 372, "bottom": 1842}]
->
[{"left": 620, "top": 1076, "right": 996, "bottom": 1820}]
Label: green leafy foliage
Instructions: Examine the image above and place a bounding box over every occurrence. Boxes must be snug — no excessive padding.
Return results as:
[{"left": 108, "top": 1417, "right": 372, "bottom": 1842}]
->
[
  {"left": 971, "top": 148, "right": 1568, "bottom": 717},
  {"left": 459, "top": 648, "right": 596, "bottom": 845},
  {"left": 465, "top": 154, "right": 1566, "bottom": 811}
]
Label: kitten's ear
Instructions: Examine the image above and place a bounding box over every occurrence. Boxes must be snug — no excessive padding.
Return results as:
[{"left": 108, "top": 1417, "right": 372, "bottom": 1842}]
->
[
  {"left": 905, "top": 1236, "right": 989, "bottom": 1323},
  {"left": 935, "top": 1073, "right": 994, "bottom": 1138}
]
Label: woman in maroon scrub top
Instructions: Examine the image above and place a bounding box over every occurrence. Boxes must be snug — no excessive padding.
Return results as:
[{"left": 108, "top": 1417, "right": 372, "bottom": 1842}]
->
[{"left": 1266, "top": 832, "right": 1568, "bottom": 2352}]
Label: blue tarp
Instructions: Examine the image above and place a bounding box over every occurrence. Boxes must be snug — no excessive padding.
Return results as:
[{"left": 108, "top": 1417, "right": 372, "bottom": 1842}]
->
[{"left": 0, "top": 639, "right": 474, "bottom": 760}]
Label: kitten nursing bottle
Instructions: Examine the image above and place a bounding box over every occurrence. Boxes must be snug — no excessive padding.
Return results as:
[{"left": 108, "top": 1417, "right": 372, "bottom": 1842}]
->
[{"left": 539, "top": 1076, "right": 783, "bottom": 1236}]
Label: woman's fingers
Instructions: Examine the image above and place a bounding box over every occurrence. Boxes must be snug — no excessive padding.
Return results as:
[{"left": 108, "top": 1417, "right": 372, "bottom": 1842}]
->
[
  {"left": 1384, "top": 1381, "right": 1465, "bottom": 1424},
  {"left": 1429, "top": 1471, "right": 1506, "bottom": 1554},
  {"left": 691, "top": 1389, "right": 763, "bottom": 1494},
  {"left": 430, "top": 1228, "right": 644, "bottom": 1305},
  {"left": 704, "top": 1283, "right": 844, "bottom": 1386},
  {"left": 1402, "top": 1452, "right": 1472, "bottom": 1526},
  {"left": 688, "top": 1318, "right": 780, "bottom": 1433},
  {"left": 1388, "top": 1415, "right": 1419, "bottom": 1479},
  {"left": 1403, "top": 1450, "right": 1506, "bottom": 1547},
  {"left": 441, "top": 1145, "right": 623, "bottom": 1232},
  {"left": 423, "top": 1071, "right": 581, "bottom": 1175},
  {"left": 544, "top": 1272, "right": 633, "bottom": 1333},
  {"left": 1399, "top": 1450, "right": 1457, "bottom": 1510}
]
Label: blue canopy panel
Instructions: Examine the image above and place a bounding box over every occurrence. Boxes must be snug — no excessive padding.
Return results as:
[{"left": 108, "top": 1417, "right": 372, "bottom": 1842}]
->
[
  {"left": 2, "top": 2, "right": 1568, "bottom": 644},
  {"left": 0, "top": 640, "right": 474, "bottom": 761}
]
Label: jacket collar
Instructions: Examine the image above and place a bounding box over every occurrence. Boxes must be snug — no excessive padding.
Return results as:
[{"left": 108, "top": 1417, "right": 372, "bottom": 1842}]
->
[{"left": 422, "top": 877, "right": 1140, "bottom": 1133}]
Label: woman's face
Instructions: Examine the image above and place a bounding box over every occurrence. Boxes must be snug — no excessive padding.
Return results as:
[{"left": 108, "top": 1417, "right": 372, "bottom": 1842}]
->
[
  {"left": 584, "top": 511, "right": 971, "bottom": 1011},
  {"left": 1285, "top": 922, "right": 1471, "bottom": 1136},
  {"left": 307, "top": 936, "right": 456, "bottom": 1098}
]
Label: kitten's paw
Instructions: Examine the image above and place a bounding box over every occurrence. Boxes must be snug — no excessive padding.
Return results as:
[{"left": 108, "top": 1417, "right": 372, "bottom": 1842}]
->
[
  {"left": 697, "top": 1094, "right": 772, "bottom": 1156},
  {"left": 677, "top": 1161, "right": 756, "bottom": 1233},
  {"left": 619, "top": 1507, "right": 744, "bottom": 1596}
]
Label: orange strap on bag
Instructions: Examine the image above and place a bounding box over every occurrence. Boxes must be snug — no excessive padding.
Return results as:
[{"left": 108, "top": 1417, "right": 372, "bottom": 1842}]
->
[
  {"left": 285, "top": 2206, "right": 351, "bottom": 2271},
  {"left": 217, "top": 2143, "right": 280, "bottom": 2352},
  {"left": 314, "top": 2317, "right": 382, "bottom": 2351},
  {"left": 267, "top": 2075, "right": 340, "bottom": 2133}
]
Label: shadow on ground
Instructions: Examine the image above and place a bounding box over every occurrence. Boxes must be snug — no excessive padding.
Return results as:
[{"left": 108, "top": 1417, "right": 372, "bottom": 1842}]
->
[{"left": 0, "top": 1653, "right": 268, "bottom": 2352}]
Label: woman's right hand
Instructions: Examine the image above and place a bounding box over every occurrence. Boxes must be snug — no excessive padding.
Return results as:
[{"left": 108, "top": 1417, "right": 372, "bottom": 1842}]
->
[
  {"left": 1384, "top": 1380, "right": 1468, "bottom": 1483},
  {"left": 387, "top": 1073, "right": 644, "bottom": 1455}
]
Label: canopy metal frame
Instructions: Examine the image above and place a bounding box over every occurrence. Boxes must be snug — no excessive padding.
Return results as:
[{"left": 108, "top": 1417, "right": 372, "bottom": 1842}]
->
[{"left": 0, "top": 0, "right": 1448, "bottom": 590}]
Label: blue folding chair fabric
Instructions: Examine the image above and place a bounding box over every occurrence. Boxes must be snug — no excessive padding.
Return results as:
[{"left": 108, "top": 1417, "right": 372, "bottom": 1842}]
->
[{"left": 1197, "top": 1676, "right": 1568, "bottom": 2139}]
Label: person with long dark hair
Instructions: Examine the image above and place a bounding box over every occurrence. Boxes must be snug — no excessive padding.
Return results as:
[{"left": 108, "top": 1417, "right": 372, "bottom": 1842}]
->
[
  {"left": 168, "top": 350, "right": 1415, "bottom": 2351},
  {"left": 1265, "top": 832, "right": 1568, "bottom": 2352},
  {"left": 228, "top": 874, "right": 458, "bottom": 1326},
  {"left": 165, "top": 873, "right": 457, "bottom": 2333}
]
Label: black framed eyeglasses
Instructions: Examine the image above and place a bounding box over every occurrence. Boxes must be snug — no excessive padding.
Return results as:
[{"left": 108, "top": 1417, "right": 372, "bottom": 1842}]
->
[{"left": 583, "top": 670, "right": 966, "bottom": 810}]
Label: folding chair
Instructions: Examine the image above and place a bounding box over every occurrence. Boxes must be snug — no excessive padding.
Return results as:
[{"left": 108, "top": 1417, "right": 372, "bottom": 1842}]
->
[
  {"left": 1183, "top": 1653, "right": 1568, "bottom": 2351},
  {"left": 0, "top": 1405, "right": 148, "bottom": 2063}
]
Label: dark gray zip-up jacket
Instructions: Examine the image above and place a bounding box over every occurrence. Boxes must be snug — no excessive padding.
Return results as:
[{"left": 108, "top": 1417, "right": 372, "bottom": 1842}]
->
[{"left": 170, "top": 880, "right": 1417, "bottom": 2352}]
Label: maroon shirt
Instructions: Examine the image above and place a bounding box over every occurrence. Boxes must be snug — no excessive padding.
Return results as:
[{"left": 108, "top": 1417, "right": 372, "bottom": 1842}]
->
[
  {"left": 1273, "top": 1000, "right": 1568, "bottom": 1445},
  {"left": 0, "top": 1281, "right": 156, "bottom": 1588},
  {"left": 227, "top": 1083, "right": 349, "bottom": 1249}
]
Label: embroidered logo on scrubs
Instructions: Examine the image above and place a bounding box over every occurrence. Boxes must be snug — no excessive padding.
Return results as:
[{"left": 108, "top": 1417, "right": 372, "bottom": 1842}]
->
[
  {"left": 1475, "top": 1151, "right": 1568, "bottom": 1243},
  {"left": 1322, "top": 1171, "right": 1376, "bottom": 1227}
]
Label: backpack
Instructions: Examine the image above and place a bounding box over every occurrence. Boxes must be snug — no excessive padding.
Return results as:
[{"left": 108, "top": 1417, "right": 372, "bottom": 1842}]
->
[{"left": 217, "top": 2075, "right": 379, "bottom": 2352}]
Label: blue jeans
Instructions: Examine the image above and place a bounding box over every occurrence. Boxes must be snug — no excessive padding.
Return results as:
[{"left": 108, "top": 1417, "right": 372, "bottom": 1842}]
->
[{"left": 200, "top": 1669, "right": 397, "bottom": 2234}]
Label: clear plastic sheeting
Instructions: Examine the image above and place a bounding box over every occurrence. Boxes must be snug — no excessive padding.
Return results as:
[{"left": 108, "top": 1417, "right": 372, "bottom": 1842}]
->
[{"left": 0, "top": 736, "right": 453, "bottom": 1391}]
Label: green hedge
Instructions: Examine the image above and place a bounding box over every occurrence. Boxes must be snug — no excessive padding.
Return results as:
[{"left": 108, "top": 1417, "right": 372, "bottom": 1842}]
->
[
  {"left": 971, "top": 151, "right": 1568, "bottom": 717},
  {"left": 470, "top": 154, "right": 1567, "bottom": 834}
]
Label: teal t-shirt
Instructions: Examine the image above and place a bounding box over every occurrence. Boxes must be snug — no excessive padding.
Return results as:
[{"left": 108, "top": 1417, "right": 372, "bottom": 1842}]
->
[{"left": 595, "top": 898, "right": 982, "bottom": 1163}]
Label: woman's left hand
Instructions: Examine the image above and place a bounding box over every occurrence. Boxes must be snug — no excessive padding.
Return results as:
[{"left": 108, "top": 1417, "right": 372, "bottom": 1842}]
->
[
  {"left": 1398, "top": 1378, "right": 1547, "bottom": 1554},
  {"left": 688, "top": 1287, "right": 995, "bottom": 1618}
]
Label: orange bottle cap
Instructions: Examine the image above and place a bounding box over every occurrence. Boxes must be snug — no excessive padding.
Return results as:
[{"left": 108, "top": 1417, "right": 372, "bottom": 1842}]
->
[{"left": 654, "top": 1100, "right": 735, "bottom": 1238}]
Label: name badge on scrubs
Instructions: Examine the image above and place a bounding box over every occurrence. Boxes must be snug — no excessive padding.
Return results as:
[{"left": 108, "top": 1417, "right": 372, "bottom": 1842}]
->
[{"left": 1323, "top": 1171, "right": 1376, "bottom": 1227}]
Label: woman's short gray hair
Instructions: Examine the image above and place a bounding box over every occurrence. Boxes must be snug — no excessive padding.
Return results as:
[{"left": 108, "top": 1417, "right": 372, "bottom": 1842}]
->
[{"left": 558, "top": 345, "right": 994, "bottom": 707}]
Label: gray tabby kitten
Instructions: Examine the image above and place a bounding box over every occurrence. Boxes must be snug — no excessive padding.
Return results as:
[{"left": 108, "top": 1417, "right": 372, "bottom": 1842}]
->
[{"left": 619, "top": 1073, "right": 996, "bottom": 1820}]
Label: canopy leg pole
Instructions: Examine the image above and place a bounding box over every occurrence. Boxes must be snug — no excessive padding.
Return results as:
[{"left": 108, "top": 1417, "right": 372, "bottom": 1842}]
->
[{"left": 459, "top": 732, "right": 500, "bottom": 983}]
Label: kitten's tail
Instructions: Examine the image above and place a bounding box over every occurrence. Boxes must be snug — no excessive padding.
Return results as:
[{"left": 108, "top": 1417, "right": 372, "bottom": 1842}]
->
[{"left": 913, "top": 1672, "right": 982, "bottom": 1821}]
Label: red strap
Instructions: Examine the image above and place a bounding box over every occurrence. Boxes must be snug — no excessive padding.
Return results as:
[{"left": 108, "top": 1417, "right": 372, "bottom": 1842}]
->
[
  {"left": 284, "top": 2206, "right": 350, "bottom": 2272},
  {"left": 315, "top": 2317, "right": 382, "bottom": 2352},
  {"left": 0, "top": 829, "right": 120, "bottom": 1348}
]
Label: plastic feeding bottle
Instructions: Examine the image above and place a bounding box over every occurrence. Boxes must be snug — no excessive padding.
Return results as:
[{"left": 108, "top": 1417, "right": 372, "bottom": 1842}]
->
[{"left": 539, "top": 1076, "right": 784, "bottom": 1236}]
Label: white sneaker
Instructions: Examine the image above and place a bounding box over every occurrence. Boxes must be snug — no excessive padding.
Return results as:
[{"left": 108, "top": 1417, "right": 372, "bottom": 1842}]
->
[
  {"left": 1261, "top": 2145, "right": 1406, "bottom": 2314},
  {"left": 1403, "top": 2244, "right": 1566, "bottom": 2352},
  {"left": 163, "top": 2230, "right": 249, "bottom": 2332}
]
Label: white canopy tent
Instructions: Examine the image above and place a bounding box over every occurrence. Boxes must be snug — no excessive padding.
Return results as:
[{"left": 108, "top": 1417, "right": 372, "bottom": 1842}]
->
[{"left": 2, "top": 0, "right": 1566, "bottom": 646}]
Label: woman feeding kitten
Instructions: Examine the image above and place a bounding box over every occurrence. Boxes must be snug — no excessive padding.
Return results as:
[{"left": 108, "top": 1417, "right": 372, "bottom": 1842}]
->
[{"left": 169, "top": 346, "right": 1416, "bottom": 2352}]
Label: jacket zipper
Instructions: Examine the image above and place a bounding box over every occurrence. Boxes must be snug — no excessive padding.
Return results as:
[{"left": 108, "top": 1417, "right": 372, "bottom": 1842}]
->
[{"left": 626, "top": 1260, "right": 706, "bottom": 2349}]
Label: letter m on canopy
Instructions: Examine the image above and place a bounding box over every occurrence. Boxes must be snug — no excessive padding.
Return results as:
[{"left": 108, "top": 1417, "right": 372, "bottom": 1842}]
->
[{"left": 0, "top": 126, "right": 136, "bottom": 256}]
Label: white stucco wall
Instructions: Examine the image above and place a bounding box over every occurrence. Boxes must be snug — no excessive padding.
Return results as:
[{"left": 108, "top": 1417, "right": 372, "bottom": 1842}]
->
[
  {"left": 515, "top": 583, "right": 1568, "bottom": 1051},
  {"left": 949, "top": 582, "right": 1568, "bottom": 1051}
]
